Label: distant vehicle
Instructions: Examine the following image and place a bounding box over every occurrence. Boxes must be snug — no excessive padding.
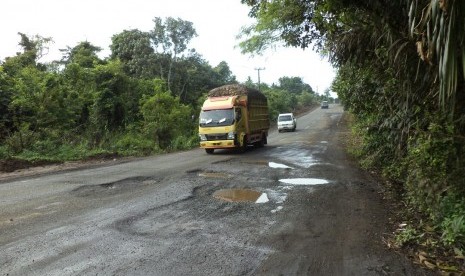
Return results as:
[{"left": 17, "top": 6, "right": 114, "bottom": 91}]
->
[
  {"left": 277, "top": 113, "right": 296, "bottom": 132},
  {"left": 321, "top": 101, "right": 329, "bottom": 109},
  {"left": 198, "top": 84, "right": 270, "bottom": 154}
]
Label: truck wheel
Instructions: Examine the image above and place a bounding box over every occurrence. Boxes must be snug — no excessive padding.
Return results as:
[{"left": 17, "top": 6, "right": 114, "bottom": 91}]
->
[
  {"left": 205, "top": 149, "right": 214, "bottom": 154},
  {"left": 255, "top": 137, "right": 264, "bottom": 148},
  {"left": 256, "top": 133, "right": 267, "bottom": 147},
  {"left": 240, "top": 136, "right": 248, "bottom": 152}
]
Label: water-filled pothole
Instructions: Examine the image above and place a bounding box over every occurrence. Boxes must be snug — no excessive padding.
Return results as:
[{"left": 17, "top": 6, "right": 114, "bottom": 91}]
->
[
  {"left": 279, "top": 178, "right": 329, "bottom": 185},
  {"left": 213, "top": 189, "right": 268, "bottom": 203},
  {"left": 268, "top": 162, "right": 292, "bottom": 169}
]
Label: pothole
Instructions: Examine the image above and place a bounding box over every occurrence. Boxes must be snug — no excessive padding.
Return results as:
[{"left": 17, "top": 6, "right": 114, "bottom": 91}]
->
[
  {"left": 213, "top": 189, "right": 268, "bottom": 203},
  {"left": 71, "top": 176, "right": 158, "bottom": 197},
  {"left": 279, "top": 178, "right": 329, "bottom": 185}
]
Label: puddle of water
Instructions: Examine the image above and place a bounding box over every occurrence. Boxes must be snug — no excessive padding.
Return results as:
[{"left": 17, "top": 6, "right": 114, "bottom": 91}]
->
[
  {"left": 213, "top": 189, "right": 266, "bottom": 203},
  {"left": 268, "top": 162, "right": 292, "bottom": 169},
  {"left": 320, "top": 141, "right": 328, "bottom": 144},
  {"left": 279, "top": 178, "right": 329, "bottom": 185},
  {"left": 255, "top": 193, "right": 269, "bottom": 203},
  {"left": 198, "top": 172, "right": 230, "bottom": 179}
]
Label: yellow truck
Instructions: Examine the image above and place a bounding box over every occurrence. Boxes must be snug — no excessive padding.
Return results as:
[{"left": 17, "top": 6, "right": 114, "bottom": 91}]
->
[{"left": 199, "top": 84, "right": 270, "bottom": 154}]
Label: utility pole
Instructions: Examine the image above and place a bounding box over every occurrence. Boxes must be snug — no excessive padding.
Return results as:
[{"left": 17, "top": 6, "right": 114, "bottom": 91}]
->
[{"left": 254, "top": 67, "right": 265, "bottom": 90}]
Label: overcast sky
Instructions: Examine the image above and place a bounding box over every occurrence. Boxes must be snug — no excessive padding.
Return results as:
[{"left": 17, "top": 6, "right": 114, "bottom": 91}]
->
[{"left": 1, "top": 0, "right": 335, "bottom": 94}]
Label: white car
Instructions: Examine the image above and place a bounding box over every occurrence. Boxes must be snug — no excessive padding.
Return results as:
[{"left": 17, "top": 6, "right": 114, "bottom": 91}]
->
[
  {"left": 277, "top": 113, "right": 296, "bottom": 132},
  {"left": 321, "top": 101, "right": 329, "bottom": 109}
]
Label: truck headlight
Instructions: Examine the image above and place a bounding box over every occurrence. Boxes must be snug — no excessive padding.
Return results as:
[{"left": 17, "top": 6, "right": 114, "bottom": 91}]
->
[
  {"left": 227, "top": 132, "right": 236, "bottom": 140},
  {"left": 199, "top": 134, "right": 207, "bottom": 141}
]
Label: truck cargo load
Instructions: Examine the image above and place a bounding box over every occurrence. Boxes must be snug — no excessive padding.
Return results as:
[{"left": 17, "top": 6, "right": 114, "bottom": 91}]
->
[{"left": 198, "top": 84, "right": 270, "bottom": 154}]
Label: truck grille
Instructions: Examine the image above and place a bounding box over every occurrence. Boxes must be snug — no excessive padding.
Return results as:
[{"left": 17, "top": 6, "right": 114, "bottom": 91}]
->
[{"left": 206, "top": 134, "right": 228, "bottom": 141}]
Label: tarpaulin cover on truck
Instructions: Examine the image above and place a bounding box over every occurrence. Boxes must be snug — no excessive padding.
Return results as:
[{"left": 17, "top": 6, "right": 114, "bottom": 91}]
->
[{"left": 208, "top": 84, "right": 266, "bottom": 101}]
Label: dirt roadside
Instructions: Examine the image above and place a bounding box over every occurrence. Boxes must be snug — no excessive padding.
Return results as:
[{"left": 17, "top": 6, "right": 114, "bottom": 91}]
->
[{"left": 0, "top": 156, "right": 136, "bottom": 183}]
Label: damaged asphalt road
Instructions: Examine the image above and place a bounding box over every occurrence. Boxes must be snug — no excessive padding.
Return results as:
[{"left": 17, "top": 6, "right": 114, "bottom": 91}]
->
[{"left": 0, "top": 105, "right": 435, "bottom": 275}]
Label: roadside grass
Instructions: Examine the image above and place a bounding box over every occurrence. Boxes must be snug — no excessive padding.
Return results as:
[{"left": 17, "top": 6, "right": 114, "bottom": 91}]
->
[{"left": 0, "top": 133, "right": 199, "bottom": 173}]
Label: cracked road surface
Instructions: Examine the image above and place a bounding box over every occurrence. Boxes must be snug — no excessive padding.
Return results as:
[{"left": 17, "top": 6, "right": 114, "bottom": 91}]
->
[{"left": 0, "top": 105, "right": 434, "bottom": 275}]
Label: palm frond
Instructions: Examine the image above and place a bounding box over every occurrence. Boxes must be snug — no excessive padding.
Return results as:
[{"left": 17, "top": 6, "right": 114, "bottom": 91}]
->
[{"left": 410, "top": 0, "right": 465, "bottom": 110}]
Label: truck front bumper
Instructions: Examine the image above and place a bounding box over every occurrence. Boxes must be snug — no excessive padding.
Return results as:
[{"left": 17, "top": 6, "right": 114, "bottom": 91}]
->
[{"left": 200, "top": 140, "right": 237, "bottom": 149}]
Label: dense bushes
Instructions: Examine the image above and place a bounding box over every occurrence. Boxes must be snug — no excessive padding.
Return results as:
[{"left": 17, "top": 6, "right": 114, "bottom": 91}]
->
[{"left": 337, "top": 64, "right": 465, "bottom": 251}]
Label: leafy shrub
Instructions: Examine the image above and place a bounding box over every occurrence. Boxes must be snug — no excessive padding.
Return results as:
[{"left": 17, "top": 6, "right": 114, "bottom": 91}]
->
[
  {"left": 297, "top": 91, "right": 315, "bottom": 108},
  {"left": 439, "top": 194, "right": 465, "bottom": 248},
  {"left": 0, "top": 145, "right": 10, "bottom": 159},
  {"left": 168, "top": 135, "right": 199, "bottom": 151},
  {"left": 55, "top": 143, "right": 90, "bottom": 160},
  {"left": 112, "top": 132, "right": 158, "bottom": 156},
  {"left": 31, "top": 139, "right": 59, "bottom": 155},
  {"left": 5, "top": 124, "right": 37, "bottom": 153},
  {"left": 395, "top": 226, "right": 421, "bottom": 247},
  {"left": 441, "top": 215, "right": 465, "bottom": 248},
  {"left": 140, "top": 91, "right": 194, "bottom": 149},
  {"left": 405, "top": 123, "right": 457, "bottom": 215}
]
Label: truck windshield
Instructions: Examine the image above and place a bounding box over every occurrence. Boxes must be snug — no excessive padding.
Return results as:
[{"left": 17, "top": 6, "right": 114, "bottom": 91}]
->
[{"left": 199, "top": 109, "right": 234, "bottom": 127}]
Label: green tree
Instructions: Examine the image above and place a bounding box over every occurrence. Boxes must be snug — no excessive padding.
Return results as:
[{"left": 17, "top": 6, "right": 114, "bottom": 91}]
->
[
  {"left": 90, "top": 61, "right": 131, "bottom": 135},
  {"left": 297, "top": 91, "right": 316, "bottom": 107},
  {"left": 276, "top": 76, "right": 312, "bottom": 94},
  {"left": 60, "top": 41, "right": 103, "bottom": 68},
  {"left": 110, "top": 29, "right": 155, "bottom": 78},
  {"left": 244, "top": 76, "right": 256, "bottom": 88},
  {"left": 151, "top": 17, "right": 198, "bottom": 91},
  {"left": 1, "top": 33, "right": 54, "bottom": 151},
  {"left": 0, "top": 66, "right": 13, "bottom": 141},
  {"left": 2, "top": 33, "right": 52, "bottom": 75},
  {"left": 214, "top": 61, "right": 237, "bottom": 84}
]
